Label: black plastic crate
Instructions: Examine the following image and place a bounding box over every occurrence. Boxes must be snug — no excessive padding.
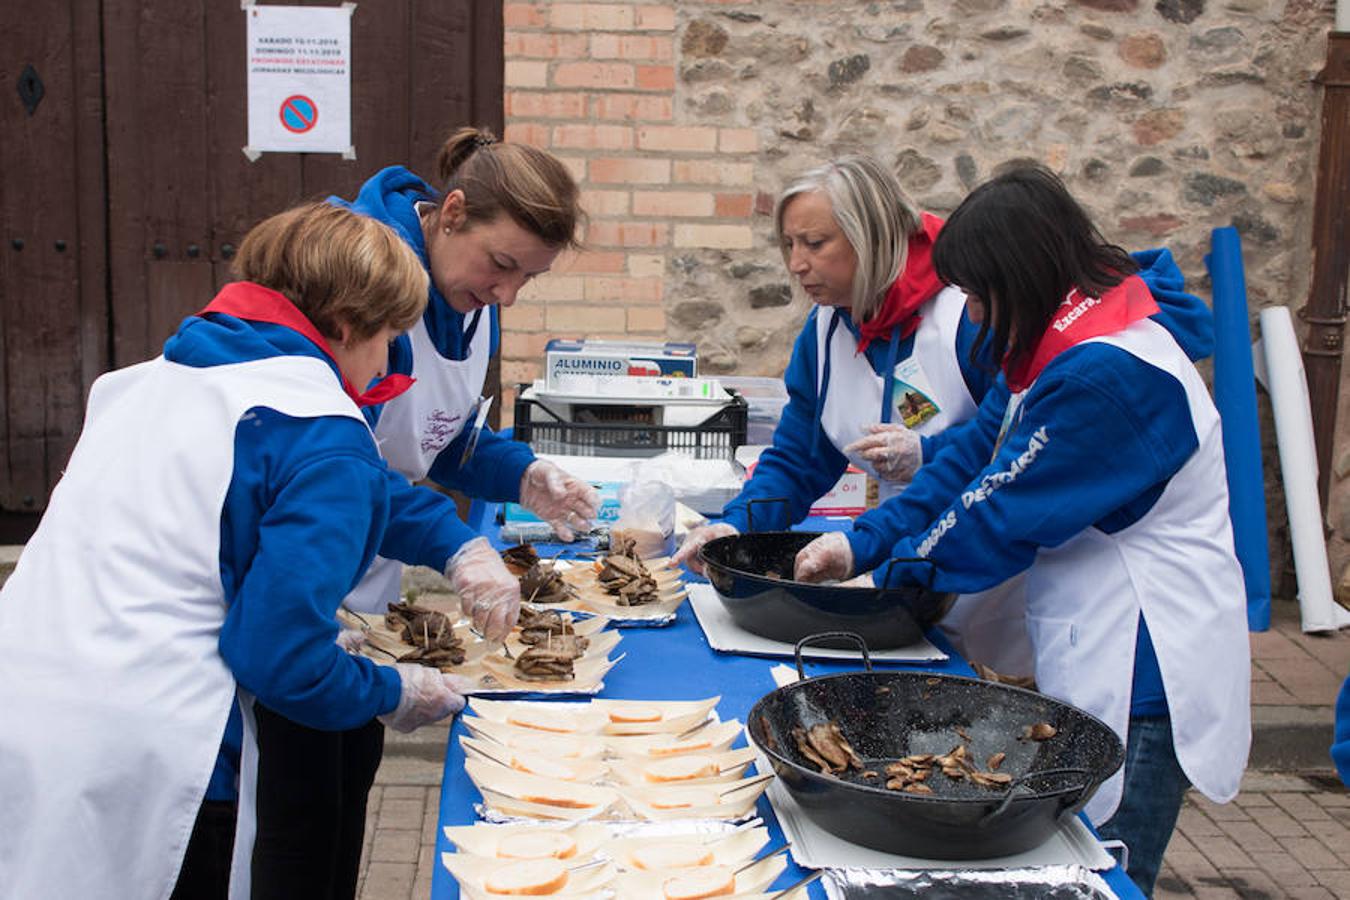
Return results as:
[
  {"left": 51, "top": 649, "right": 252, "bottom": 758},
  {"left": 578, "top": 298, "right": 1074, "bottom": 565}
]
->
[{"left": 512, "top": 384, "right": 748, "bottom": 460}]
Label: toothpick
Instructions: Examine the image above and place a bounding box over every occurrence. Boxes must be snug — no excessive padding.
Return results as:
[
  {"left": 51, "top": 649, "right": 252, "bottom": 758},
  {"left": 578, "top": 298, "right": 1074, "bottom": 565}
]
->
[
  {"left": 674, "top": 717, "right": 714, "bottom": 741},
  {"left": 718, "top": 773, "right": 775, "bottom": 797},
  {"left": 768, "top": 870, "right": 822, "bottom": 899},
  {"left": 732, "top": 842, "right": 791, "bottom": 876}
]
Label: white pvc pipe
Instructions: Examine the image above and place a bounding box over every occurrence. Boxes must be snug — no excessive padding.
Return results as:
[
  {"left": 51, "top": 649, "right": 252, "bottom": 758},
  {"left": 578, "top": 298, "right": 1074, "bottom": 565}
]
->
[{"left": 1259, "top": 307, "right": 1350, "bottom": 632}]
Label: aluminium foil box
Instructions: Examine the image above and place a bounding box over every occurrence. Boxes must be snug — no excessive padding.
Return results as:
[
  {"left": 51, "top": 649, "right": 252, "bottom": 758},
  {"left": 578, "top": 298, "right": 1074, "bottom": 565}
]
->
[{"left": 545, "top": 338, "right": 696, "bottom": 391}]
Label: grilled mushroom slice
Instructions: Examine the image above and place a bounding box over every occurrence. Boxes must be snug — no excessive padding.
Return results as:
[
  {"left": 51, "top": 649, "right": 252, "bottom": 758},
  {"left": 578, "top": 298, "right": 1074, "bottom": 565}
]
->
[
  {"left": 501, "top": 542, "right": 541, "bottom": 573},
  {"left": 594, "top": 553, "right": 661, "bottom": 605},
  {"left": 792, "top": 722, "right": 863, "bottom": 774},
  {"left": 514, "top": 645, "right": 576, "bottom": 682},
  {"left": 517, "top": 608, "right": 578, "bottom": 644},
  {"left": 384, "top": 600, "right": 466, "bottom": 666},
  {"left": 520, "top": 562, "right": 572, "bottom": 605}
]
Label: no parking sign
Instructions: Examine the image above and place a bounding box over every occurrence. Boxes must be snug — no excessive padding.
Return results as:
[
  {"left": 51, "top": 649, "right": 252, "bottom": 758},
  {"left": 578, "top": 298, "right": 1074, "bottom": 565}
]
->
[
  {"left": 279, "top": 95, "right": 318, "bottom": 133},
  {"left": 244, "top": 3, "right": 354, "bottom": 159}
]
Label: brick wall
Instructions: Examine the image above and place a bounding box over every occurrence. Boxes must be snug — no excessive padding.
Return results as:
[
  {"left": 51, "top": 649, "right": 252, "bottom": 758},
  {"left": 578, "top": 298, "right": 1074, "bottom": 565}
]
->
[
  {"left": 498, "top": 1, "right": 1342, "bottom": 597},
  {"left": 500, "top": 1, "right": 759, "bottom": 418}
]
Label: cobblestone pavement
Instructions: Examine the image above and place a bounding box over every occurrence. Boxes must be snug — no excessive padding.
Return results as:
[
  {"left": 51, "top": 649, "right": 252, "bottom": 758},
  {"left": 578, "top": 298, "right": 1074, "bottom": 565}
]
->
[
  {"left": 357, "top": 755, "right": 444, "bottom": 900},
  {"left": 1157, "top": 772, "right": 1350, "bottom": 900}
]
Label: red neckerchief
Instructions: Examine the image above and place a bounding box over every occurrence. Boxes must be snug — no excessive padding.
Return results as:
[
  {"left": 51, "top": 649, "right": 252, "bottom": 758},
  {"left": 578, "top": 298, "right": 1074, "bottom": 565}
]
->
[
  {"left": 1004, "top": 274, "right": 1159, "bottom": 392},
  {"left": 198, "top": 282, "right": 415, "bottom": 408},
  {"left": 856, "top": 212, "right": 945, "bottom": 353}
]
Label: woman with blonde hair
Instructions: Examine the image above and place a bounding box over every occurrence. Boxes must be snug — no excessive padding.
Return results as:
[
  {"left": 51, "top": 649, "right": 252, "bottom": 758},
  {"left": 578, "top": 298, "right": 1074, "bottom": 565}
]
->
[
  {"left": 0, "top": 202, "right": 470, "bottom": 899},
  {"left": 674, "top": 155, "right": 992, "bottom": 561}
]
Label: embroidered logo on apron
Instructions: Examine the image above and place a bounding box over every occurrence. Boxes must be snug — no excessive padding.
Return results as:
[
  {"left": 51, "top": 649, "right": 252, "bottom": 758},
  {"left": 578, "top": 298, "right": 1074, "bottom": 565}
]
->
[{"left": 421, "top": 409, "right": 464, "bottom": 454}]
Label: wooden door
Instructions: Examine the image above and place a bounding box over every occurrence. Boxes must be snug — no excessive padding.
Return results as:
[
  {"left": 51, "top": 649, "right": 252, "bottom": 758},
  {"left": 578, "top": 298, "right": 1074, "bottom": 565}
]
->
[
  {"left": 0, "top": 0, "right": 503, "bottom": 528},
  {"left": 0, "top": 0, "right": 109, "bottom": 536},
  {"left": 104, "top": 0, "right": 504, "bottom": 365}
]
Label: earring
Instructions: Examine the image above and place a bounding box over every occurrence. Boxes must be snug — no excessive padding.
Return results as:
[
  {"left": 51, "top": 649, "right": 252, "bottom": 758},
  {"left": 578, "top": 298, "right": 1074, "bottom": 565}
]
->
[{"left": 444, "top": 226, "right": 453, "bottom": 235}]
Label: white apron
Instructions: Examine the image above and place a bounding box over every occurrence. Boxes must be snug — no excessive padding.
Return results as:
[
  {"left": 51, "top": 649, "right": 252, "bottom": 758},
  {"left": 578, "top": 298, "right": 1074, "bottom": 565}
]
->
[
  {"left": 817, "top": 286, "right": 977, "bottom": 504},
  {"left": 816, "top": 289, "right": 1030, "bottom": 673},
  {"left": 0, "top": 355, "right": 364, "bottom": 900},
  {"left": 1016, "top": 319, "right": 1250, "bottom": 823},
  {"left": 343, "top": 310, "right": 491, "bottom": 613}
]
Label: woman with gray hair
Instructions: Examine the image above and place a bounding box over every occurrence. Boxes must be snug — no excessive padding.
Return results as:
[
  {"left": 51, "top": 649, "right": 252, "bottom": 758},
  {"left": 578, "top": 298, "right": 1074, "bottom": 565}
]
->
[
  {"left": 675, "top": 154, "right": 995, "bottom": 567},
  {"left": 673, "top": 155, "right": 1213, "bottom": 682}
]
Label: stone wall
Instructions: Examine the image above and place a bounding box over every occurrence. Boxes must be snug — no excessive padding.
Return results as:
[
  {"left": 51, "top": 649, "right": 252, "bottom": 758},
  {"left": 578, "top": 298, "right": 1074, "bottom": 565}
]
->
[{"left": 501, "top": 0, "right": 1342, "bottom": 600}]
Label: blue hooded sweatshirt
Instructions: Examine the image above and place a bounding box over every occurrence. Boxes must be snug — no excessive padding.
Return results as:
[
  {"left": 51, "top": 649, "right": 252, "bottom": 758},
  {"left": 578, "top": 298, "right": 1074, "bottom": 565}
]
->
[
  {"left": 1334, "top": 674, "right": 1350, "bottom": 785},
  {"left": 846, "top": 253, "right": 1216, "bottom": 718},
  {"left": 719, "top": 248, "right": 1212, "bottom": 536},
  {"left": 166, "top": 311, "right": 461, "bottom": 801},
  {"left": 331, "top": 166, "right": 536, "bottom": 501}
]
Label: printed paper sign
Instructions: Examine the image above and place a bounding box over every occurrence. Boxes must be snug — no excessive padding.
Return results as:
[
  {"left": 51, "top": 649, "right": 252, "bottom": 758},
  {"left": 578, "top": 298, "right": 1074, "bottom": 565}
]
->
[{"left": 245, "top": 4, "right": 354, "bottom": 156}]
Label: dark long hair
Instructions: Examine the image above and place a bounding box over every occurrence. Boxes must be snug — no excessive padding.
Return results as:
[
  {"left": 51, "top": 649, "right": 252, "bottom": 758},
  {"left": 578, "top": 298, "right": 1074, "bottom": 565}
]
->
[{"left": 932, "top": 164, "right": 1137, "bottom": 372}]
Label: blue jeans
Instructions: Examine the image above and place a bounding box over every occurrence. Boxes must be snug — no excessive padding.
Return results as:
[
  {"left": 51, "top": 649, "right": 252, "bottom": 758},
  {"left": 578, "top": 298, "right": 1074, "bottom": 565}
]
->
[{"left": 1096, "top": 715, "right": 1191, "bottom": 898}]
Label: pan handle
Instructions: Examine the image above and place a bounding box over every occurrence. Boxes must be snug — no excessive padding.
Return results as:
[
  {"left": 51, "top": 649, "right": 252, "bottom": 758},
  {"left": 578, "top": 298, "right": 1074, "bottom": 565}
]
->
[
  {"left": 793, "top": 631, "right": 873, "bottom": 681},
  {"left": 879, "top": 556, "right": 938, "bottom": 589},
  {"left": 745, "top": 497, "right": 790, "bottom": 534},
  {"left": 977, "top": 766, "right": 1094, "bottom": 827}
]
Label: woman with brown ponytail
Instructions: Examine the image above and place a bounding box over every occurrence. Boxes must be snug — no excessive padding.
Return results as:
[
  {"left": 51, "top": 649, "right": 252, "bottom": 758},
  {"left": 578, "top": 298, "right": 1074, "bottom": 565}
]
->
[
  {"left": 231, "top": 128, "right": 595, "bottom": 897},
  {"left": 333, "top": 127, "right": 597, "bottom": 630}
]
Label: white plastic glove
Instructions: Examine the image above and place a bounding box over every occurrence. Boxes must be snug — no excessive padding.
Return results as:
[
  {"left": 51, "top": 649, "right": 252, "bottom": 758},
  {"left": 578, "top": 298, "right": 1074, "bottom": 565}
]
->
[
  {"left": 519, "top": 460, "right": 600, "bottom": 542},
  {"left": 445, "top": 536, "right": 521, "bottom": 642},
  {"left": 844, "top": 423, "right": 922, "bottom": 484},
  {"left": 794, "top": 531, "right": 855, "bottom": 584},
  {"left": 378, "top": 663, "right": 470, "bottom": 733},
  {"left": 335, "top": 627, "right": 366, "bottom": 654},
  {"left": 671, "top": 522, "right": 739, "bottom": 575}
]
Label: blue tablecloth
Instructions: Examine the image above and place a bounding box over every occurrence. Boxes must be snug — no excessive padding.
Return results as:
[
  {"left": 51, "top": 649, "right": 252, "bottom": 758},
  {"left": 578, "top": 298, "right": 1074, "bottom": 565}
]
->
[{"left": 430, "top": 503, "right": 1142, "bottom": 900}]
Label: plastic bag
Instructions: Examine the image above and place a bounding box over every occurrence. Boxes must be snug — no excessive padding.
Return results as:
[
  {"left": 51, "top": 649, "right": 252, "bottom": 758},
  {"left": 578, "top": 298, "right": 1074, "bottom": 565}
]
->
[
  {"left": 627, "top": 451, "right": 743, "bottom": 515},
  {"left": 613, "top": 479, "right": 676, "bottom": 558}
]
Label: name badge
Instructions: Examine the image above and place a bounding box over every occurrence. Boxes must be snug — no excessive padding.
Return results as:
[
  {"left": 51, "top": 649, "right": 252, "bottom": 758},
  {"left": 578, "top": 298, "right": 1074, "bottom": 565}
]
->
[{"left": 892, "top": 356, "right": 941, "bottom": 428}]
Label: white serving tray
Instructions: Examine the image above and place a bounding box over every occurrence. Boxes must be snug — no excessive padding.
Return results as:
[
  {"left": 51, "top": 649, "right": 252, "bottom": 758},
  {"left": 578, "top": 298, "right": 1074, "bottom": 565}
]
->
[
  {"left": 688, "top": 583, "right": 948, "bottom": 664},
  {"left": 759, "top": 750, "right": 1114, "bottom": 872}
]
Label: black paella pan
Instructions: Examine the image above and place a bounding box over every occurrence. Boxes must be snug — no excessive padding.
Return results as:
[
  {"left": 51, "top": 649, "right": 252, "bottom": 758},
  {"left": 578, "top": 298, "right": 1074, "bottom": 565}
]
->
[
  {"left": 748, "top": 633, "right": 1125, "bottom": 860},
  {"left": 698, "top": 498, "right": 950, "bottom": 649}
]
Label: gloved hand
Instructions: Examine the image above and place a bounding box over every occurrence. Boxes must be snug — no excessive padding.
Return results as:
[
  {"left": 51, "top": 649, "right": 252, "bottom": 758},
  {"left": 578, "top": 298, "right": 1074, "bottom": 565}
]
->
[
  {"left": 335, "top": 627, "right": 366, "bottom": 654},
  {"left": 519, "top": 460, "right": 599, "bottom": 542},
  {"left": 445, "top": 537, "right": 520, "bottom": 642},
  {"left": 844, "top": 423, "right": 922, "bottom": 484},
  {"left": 794, "top": 531, "right": 855, "bottom": 583},
  {"left": 378, "top": 663, "right": 470, "bottom": 733},
  {"left": 671, "top": 522, "right": 739, "bottom": 575}
]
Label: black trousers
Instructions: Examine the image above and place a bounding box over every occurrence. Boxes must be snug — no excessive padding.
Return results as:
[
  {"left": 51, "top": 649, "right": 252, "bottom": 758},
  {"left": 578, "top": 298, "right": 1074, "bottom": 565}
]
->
[
  {"left": 171, "top": 800, "right": 237, "bottom": 900},
  {"left": 250, "top": 707, "right": 386, "bottom": 900},
  {"left": 170, "top": 712, "right": 384, "bottom": 900}
]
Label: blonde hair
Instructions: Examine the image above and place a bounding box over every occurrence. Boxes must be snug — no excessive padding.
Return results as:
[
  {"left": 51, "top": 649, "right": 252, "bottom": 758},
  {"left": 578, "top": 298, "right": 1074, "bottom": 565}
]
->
[
  {"left": 434, "top": 126, "right": 583, "bottom": 250},
  {"left": 233, "top": 202, "right": 428, "bottom": 341},
  {"left": 774, "top": 155, "right": 922, "bottom": 322}
]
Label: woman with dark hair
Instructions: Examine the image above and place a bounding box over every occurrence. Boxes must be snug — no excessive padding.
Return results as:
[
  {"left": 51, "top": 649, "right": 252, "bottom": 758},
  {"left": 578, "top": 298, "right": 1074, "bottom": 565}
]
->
[{"left": 793, "top": 165, "right": 1250, "bottom": 896}]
